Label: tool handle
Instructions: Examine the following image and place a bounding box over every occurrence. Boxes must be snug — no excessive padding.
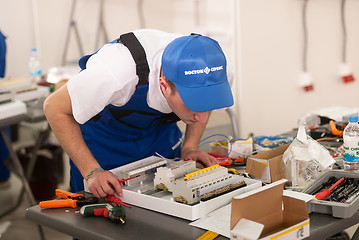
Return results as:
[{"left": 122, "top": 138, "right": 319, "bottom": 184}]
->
[
  {"left": 328, "top": 177, "right": 344, "bottom": 192},
  {"left": 329, "top": 120, "right": 343, "bottom": 136},
  {"left": 314, "top": 189, "right": 330, "bottom": 200},
  {"left": 56, "top": 189, "right": 83, "bottom": 199},
  {"left": 314, "top": 177, "right": 345, "bottom": 200},
  {"left": 106, "top": 195, "right": 130, "bottom": 208},
  {"left": 80, "top": 204, "right": 108, "bottom": 216},
  {"left": 39, "top": 199, "right": 77, "bottom": 208}
]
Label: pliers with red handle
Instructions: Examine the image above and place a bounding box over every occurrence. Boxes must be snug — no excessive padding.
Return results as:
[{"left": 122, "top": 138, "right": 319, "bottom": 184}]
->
[{"left": 39, "top": 189, "right": 98, "bottom": 208}]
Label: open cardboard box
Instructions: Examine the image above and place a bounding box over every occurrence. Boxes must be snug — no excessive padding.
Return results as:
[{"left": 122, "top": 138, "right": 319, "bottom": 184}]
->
[
  {"left": 246, "top": 144, "right": 289, "bottom": 183},
  {"left": 230, "top": 179, "right": 309, "bottom": 240}
]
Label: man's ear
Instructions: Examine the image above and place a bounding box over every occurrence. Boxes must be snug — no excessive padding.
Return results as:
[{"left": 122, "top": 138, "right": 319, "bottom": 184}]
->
[{"left": 159, "top": 77, "right": 171, "bottom": 97}]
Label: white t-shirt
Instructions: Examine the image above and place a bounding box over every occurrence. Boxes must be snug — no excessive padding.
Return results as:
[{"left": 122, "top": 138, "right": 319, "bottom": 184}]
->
[
  {"left": 67, "top": 29, "right": 234, "bottom": 124},
  {"left": 67, "top": 29, "right": 182, "bottom": 124}
]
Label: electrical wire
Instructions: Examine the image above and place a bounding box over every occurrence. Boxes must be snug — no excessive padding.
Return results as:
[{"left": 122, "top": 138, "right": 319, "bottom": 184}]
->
[
  {"left": 301, "top": 0, "right": 309, "bottom": 72},
  {"left": 340, "top": 0, "right": 347, "bottom": 63},
  {"left": 199, "top": 134, "right": 231, "bottom": 148},
  {"left": 137, "top": 0, "right": 145, "bottom": 29},
  {"left": 31, "top": 0, "right": 42, "bottom": 54},
  {"left": 199, "top": 134, "right": 233, "bottom": 160},
  {"left": 316, "top": 137, "right": 342, "bottom": 142}
]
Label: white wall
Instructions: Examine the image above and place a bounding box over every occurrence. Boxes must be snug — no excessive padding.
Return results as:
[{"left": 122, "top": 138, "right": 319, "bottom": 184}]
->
[
  {"left": 0, "top": 0, "right": 233, "bottom": 76},
  {"left": 0, "top": 0, "right": 178, "bottom": 76},
  {"left": 238, "top": 0, "right": 359, "bottom": 137},
  {"left": 1, "top": 0, "right": 358, "bottom": 139}
]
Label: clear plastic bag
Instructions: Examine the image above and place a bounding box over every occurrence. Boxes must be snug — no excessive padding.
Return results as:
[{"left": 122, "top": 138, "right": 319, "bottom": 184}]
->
[{"left": 283, "top": 126, "right": 335, "bottom": 188}]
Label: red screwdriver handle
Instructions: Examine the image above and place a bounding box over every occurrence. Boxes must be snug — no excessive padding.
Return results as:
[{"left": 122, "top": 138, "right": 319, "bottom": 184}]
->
[{"left": 314, "top": 177, "right": 344, "bottom": 200}]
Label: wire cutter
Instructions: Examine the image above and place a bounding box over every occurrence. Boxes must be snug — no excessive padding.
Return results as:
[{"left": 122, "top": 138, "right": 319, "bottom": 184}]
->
[{"left": 39, "top": 189, "right": 98, "bottom": 208}]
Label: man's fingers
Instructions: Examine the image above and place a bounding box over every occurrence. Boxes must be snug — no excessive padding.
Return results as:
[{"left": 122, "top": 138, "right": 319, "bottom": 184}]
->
[
  {"left": 87, "top": 170, "right": 124, "bottom": 197},
  {"left": 184, "top": 150, "right": 219, "bottom": 168},
  {"left": 99, "top": 187, "right": 109, "bottom": 198},
  {"left": 198, "top": 153, "right": 217, "bottom": 168},
  {"left": 101, "top": 182, "right": 116, "bottom": 196},
  {"left": 208, "top": 154, "right": 218, "bottom": 165},
  {"left": 88, "top": 182, "right": 102, "bottom": 198},
  {"left": 107, "top": 177, "right": 124, "bottom": 197},
  {"left": 196, "top": 161, "right": 205, "bottom": 169}
]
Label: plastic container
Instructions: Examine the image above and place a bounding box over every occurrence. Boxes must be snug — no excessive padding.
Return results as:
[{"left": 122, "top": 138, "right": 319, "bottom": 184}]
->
[
  {"left": 304, "top": 170, "right": 359, "bottom": 218},
  {"left": 28, "top": 47, "right": 42, "bottom": 84},
  {"left": 343, "top": 115, "right": 359, "bottom": 171}
]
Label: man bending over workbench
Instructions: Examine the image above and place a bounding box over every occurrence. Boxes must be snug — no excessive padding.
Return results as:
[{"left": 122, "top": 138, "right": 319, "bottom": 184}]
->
[{"left": 43, "top": 29, "right": 234, "bottom": 198}]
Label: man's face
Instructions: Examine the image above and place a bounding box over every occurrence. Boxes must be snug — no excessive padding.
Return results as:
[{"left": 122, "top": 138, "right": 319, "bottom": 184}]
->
[{"left": 160, "top": 77, "right": 209, "bottom": 125}]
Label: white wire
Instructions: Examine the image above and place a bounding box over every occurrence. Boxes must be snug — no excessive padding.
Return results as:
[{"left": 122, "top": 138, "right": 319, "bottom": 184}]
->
[{"left": 31, "top": 0, "right": 41, "bottom": 54}]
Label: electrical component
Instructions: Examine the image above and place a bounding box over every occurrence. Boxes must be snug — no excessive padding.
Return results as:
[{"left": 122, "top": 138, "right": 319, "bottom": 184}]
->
[
  {"left": 117, "top": 157, "right": 167, "bottom": 187},
  {"left": 339, "top": 63, "right": 355, "bottom": 84},
  {"left": 298, "top": 72, "right": 314, "bottom": 92},
  {"left": 298, "top": 0, "right": 314, "bottom": 92},
  {"left": 154, "top": 160, "right": 247, "bottom": 205},
  {"left": 339, "top": 0, "right": 355, "bottom": 84}
]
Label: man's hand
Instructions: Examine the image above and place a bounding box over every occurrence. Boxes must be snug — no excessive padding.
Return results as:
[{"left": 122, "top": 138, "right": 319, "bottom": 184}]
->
[
  {"left": 86, "top": 170, "right": 124, "bottom": 198},
  {"left": 182, "top": 148, "right": 217, "bottom": 168}
]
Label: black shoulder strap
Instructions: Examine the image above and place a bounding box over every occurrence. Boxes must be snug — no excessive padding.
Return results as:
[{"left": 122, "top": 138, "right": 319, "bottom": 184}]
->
[{"left": 118, "top": 32, "right": 149, "bottom": 86}]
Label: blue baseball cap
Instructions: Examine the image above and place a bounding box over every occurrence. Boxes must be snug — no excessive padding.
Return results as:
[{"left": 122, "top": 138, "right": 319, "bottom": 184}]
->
[{"left": 162, "top": 34, "right": 234, "bottom": 112}]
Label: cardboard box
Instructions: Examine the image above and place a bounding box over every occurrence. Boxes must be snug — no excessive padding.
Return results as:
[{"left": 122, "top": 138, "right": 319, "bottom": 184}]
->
[
  {"left": 230, "top": 179, "right": 310, "bottom": 240},
  {"left": 246, "top": 144, "right": 289, "bottom": 183}
]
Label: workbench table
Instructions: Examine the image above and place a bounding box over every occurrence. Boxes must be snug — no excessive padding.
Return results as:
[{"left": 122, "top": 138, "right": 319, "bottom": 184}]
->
[
  {"left": 25, "top": 191, "right": 359, "bottom": 240},
  {"left": 26, "top": 194, "right": 227, "bottom": 240}
]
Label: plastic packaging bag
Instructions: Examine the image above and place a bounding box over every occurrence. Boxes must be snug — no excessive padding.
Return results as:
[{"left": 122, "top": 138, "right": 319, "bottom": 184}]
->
[{"left": 283, "top": 125, "right": 335, "bottom": 188}]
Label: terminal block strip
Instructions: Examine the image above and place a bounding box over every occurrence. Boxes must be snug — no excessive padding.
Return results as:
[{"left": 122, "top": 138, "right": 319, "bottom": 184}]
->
[
  {"left": 154, "top": 161, "right": 245, "bottom": 205},
  {"left": 117, "top": 158, "right": 167, "bottom": 187}
]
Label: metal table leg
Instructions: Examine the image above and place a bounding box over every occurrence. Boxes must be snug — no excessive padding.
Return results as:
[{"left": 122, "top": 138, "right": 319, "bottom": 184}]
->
[
  {"left": 0, "top": 127, "right": 46, "bottom": 240},
  {"left": 25, "top": 124, "right": 51, "bottom": 180}
]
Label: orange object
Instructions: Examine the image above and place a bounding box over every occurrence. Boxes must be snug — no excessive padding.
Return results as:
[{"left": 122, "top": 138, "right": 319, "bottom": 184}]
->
[
  {"left": 329, "top": 120, "right": 343, "bottom": 136},
  {"left": 217, "top": 158, "right": 232, "bottom": 166},
  {"left": 39, "top": 189, "right": 98, "bottom": 209},
  {"left": 55, "top": 189, "right": 83, "bottom": 199},
  {"left": 234, "top": 158, "right": 244, "bottom": 163},
  {"left": 40, "top": 199, "right": 78, "bottom": 208}
]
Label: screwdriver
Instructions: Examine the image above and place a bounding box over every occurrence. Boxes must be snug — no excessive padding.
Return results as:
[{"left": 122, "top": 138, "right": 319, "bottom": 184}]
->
[
  {"left": 313, "top": 177, "right": 344, "bottom": 200},
  {"left": 79, "top": 203, "right": 126, "bottom": 224}
]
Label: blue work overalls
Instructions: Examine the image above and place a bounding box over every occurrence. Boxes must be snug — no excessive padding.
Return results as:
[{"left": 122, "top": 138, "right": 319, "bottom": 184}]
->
[
  {"left": 0, "top": 31, "right": 6, "bottom": 77},
  {"left": 70, "top": 33, "right": 182, "bottom": 192},
  {"left": 0, "top": 31, "right": 10, "bottom": 182}
]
